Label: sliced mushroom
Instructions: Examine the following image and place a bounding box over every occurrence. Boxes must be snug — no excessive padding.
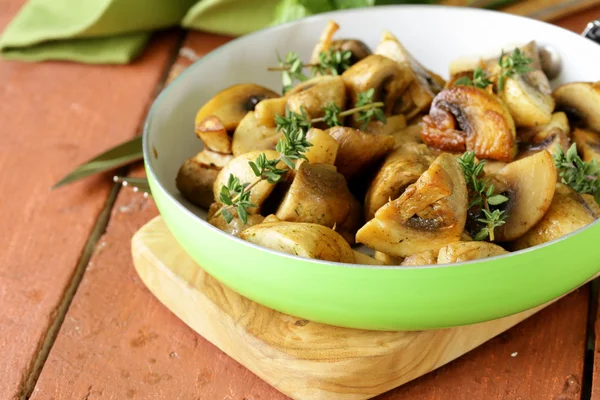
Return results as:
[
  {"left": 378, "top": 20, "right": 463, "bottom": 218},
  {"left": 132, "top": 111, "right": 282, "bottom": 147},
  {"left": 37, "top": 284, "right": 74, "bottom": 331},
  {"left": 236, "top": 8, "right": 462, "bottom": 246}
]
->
[
  {"left": 390, "top": 120, "right": 424, "bottom": 147},
  {"left": 354, "top": 251, "right": 385, "bottom": 265},
  {"left": 518, "top": 112, "right": 570, "bottom": 158},
  {"left": 494, "top": 42, "right": 554, "bottom": 127},
  {"left": 554, "top": 81, "right": 600, "bottom": 132},
  {"left": 364, "top": 114, "right": 406, "bottom": 136},
  {"left": 356, "top": 153, "right": 468, "bottom": 257},
  {"left": 275, "top": 163, "right": 360, "bottom": 244},
  {"left": 195, "top": 116, "right": 231, "bottom": 154},
  {"left": 195, "top": 84, "right": 279, "bottom": 132},
  {"left": 208, "top": 209, "right": 265, "bottom": 237},
  {"left": 232, "top": 112, "right": 282, "bottom": 157},
  {"left": 262, "top": 214, "right": 281, "bottom": 224},
  {"left": 213, "top": 150, "right": 282, "bottom": 213},
  {"left": 375, "top": 31, "right": 442, "bottom": 119},
  {"left": 482, "top": 160, "right": 508, "bottom": 175},
  {"left": 370, "top": 251, "right": 401, "bottom": 265},
  {"left": 301, "top": 128, "right": 339, "bottom": 165},
  {"left": 421, "top": 86, "right": 517, "bottom": 161},
  {"left": 573, "top": 128, "right": 600, "bottom": 163},
  {"left": 327, "top": 126, "right": 395, "bottom": 180},
  {"left": 341, "top": 54, "right": 411, "bottom": 117},
  {"left": 254, "top": 97, "right": 287, "bottom": 128},
  {"left": 364, "top": 143, "right": 435, "bottom": 220},
  {"left": 286, "top": 75, "right": 346, "bottom": 121},
  {"left": 582, "top": 194, "right": 600, "bottom": 217},
  {"left": 493, "top": 150, "right": 557, "bottom": 242},
  {"left": 176, "top": 150, "right": 233, "bottom": 209},
  {"left": 240, "top": 221, "right": 355, "bottom": 263},
  {"left": 437, "top": 241, "right": 508, "bottom": 264},
  {"left": 330, "top": 39, "right": 372, "bottom": 65},
  {"left": 512, "top": 183, "right": 597, "bottom": 250},
  {"left": 401, "top": 250, "right": 438, "bottom": 266},
  {"left": 337, "top": 195, "right": 363, "bottom": 245},
  {"left": 310, "top": 20, "right": 340, "bottom": 64}
]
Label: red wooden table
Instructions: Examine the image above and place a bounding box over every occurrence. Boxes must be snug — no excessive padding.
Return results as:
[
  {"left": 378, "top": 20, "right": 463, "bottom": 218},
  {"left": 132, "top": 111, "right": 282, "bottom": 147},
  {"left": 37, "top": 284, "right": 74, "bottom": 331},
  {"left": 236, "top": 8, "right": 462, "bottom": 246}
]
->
[{"left": 2, "top": 2, "right": 600, "bottom": 399}]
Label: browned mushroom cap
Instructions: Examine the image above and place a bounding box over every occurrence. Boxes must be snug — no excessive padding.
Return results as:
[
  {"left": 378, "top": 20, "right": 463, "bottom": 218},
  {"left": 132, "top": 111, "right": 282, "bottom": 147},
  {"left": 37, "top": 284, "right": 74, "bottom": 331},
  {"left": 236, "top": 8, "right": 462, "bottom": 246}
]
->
[
  {"left": 330, "top": 39, "right": 372, "bottom": 64},
  {"left": 286, "top": 75, "right": 346, "bottom": 121},
  {"left": 176, "top": 150, "right": 234, "bottom": 209},
  {"left": 240, "top": 221, "right": 355, "bottom": 263},
  {"left": 341, "top": 54, "right": 411, "bottom": 117},
  {"left": 437, "top": 241, "right": 508, "bottom": 264},
  {"left": 375, "top": 31, "right": 442, "bottom": 119},
  {"left": 518, "top": 112, "right": 570, "bottom": 159},
  {"left": 493, "top": 150, "right": 557, "bottom": 242},
  {"left": 421, "top": 86, "right": 517, "bottom": 162},
  {"left": 213, "top": 150, "right": 282, "bottom": 213},
  {"left": 195, "top": 116, "right": 231, "bottom": 154},
  {"left": 195, "top": 84, "right": 279, "bottom": 132},
  {"left": 573, "top": 127, "right": 600, "bottom": 163},
  {"left": 327, "top": 126, "right": 395, "bottom": 180},
  {"left": 232, "top": 112, "right": 282, "bottom": 157},
  {"left": 554, "top": 81, "right": 600, "bottom": 132},
  {"left": 512, "top": 183, "right": 597, "bottom": 250},
  {"left": 364, "top": 143, "right": 435, "bottom": 220},
  {"left": 494, "top": 42, "right": 555, "bottom": 128},
  {"left": 275, "top": 163, "right": 361, "bottom": 244},
  {"left": 356, "top": 153, "right": 468, "bottom": 258}
]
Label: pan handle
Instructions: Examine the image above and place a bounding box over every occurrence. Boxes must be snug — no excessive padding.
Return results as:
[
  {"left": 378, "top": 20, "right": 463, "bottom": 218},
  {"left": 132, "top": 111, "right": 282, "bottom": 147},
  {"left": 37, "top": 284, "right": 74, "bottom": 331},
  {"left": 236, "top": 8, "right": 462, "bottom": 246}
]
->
[{"left": 583, "top": 19, "right": 600, "bottom": 43}]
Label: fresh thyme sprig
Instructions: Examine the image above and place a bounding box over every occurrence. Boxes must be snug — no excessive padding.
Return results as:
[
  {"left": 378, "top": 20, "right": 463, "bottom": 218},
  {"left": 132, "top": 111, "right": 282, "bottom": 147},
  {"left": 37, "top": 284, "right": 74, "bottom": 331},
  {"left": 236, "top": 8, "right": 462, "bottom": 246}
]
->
[
  {"left": 215, "top": 123, "right": 312, "bottom": 224},
  {"left": 312, "top": 49, "right": 352, "bottom": 76},
  {"left": 268, "top": 50, "right": 353, "bottom": 93},
  {"left": 216, "top": 92, "right": 385, "bottom": 224},
  {"left": 274, "top": 52, "right": 308, "bottom": 94},
  {"left": 454, "top": 67, "right": 492, "bottom": 89},
  {"left": 454, "top": 48, "right": 533, "bottom": 92},
  {"left": 553, "top": 143, "right": 600, "bottom": 198},
  {"left": 457, "top": 151, "right": 509, "bottom": 241},
  {"left": 218, "top": 175, "right": 255, "bottom": 224},
  {"left": 497, "top": 48, "right": 533, "bottom": 91},
  {"left": 354, "top": 88, "right": 386, "bottom": 130}
]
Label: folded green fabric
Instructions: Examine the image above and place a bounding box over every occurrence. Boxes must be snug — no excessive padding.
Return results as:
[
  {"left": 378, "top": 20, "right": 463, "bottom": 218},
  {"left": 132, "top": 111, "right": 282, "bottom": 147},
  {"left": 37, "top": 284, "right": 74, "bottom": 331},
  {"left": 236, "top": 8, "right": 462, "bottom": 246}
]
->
[
  {"left": 0, "top": 0, "right": 196, "bottom": 63},
  {"left": 0, "top": 0, "right": 436, "bottom": 64}
]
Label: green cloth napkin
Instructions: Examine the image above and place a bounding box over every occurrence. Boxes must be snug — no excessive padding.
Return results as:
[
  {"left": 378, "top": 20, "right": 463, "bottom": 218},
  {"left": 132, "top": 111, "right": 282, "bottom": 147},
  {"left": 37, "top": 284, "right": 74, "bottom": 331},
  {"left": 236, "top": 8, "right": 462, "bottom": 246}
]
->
[{"left": 0, "top": 0, "right": 431, "bottom": 64}]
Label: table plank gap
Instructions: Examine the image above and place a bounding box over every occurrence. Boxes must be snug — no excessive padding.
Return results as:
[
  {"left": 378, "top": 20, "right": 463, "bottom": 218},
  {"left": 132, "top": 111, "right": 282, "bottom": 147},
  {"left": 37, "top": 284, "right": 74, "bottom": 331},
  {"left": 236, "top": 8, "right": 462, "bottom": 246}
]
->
[
  {"left": 20, "top": 184, "right": 120, "bottom": 400},
  {"left": 17, "top": 29, "right": 189, "bottom": 400}
]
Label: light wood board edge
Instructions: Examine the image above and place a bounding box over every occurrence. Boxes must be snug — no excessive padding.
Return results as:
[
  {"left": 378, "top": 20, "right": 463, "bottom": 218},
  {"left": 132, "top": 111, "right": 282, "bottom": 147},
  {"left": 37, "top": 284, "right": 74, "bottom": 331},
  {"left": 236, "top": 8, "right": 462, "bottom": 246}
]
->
[{"left": 131, "top": 216, "right": 598, "bottom": 400}]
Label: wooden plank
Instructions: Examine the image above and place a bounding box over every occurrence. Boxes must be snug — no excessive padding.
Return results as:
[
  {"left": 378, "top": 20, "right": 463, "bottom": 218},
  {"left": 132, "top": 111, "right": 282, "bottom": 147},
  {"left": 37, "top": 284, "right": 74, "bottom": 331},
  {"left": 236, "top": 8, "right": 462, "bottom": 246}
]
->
[
  {"left": 129, "top": 216, "right": 595, "bottom": 400},
  {"left": 31, "top": 12, "right": 600, "bottom": 400},
  {"left": 0, "top": 1, "right": 181, "bottom": 398},
  {"left": 30, "top": 167, "right": 282, "bottom": 400},
  {"left": 552, "top": 3, "right": 600, "bottom": 32},
  {"left": 386, "top": 287, "right": 588, "bottom": 399}
]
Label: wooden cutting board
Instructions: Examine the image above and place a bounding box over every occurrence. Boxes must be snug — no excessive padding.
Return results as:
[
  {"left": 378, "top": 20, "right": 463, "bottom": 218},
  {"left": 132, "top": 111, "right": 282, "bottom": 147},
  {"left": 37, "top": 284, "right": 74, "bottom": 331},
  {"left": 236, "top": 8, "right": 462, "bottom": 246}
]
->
[
  {"left": 131, "top": 216, "right": 597, "bottom": 400},
  {"left": 441, "top": 0, "right": 600, "bottom": 21}
]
